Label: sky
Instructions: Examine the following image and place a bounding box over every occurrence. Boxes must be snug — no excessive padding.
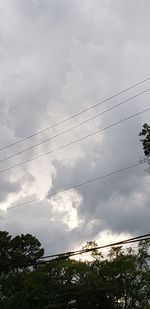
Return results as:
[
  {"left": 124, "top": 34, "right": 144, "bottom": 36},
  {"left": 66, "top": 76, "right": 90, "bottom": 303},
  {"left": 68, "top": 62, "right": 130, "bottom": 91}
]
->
[{"left": 0, "top": 0, "right": 150, "bottom": 256}]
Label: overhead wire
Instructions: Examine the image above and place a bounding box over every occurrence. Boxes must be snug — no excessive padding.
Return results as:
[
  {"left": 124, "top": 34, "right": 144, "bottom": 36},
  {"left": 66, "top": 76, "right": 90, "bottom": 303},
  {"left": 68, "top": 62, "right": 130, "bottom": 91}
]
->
[
  {"left": 8, "top": 160, "right": 145, "bottom": 211},
  {"left": 0, "top": 87, "right": 150, "bottom": 164},
  {"left": 0, "top": 107, "right": 150, "bottom": 175},
  {"left": 1, "top": 233, "right": 150, "bottom": 270},
  {"left": 40, "top": 233, "right": 150, "bottom": 261},
  {"left": 0, "top": 79, "right": 149, "bottom": 270},
  {"left": 0, "top": 76, "right": 150, "bottom": 152}
]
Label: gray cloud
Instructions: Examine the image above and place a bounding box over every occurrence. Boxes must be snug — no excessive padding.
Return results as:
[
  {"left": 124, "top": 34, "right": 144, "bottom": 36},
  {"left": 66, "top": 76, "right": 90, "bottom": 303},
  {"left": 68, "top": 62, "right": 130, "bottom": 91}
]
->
[{"left": 0, "top": 0, "right": 150, "bottom": 254}]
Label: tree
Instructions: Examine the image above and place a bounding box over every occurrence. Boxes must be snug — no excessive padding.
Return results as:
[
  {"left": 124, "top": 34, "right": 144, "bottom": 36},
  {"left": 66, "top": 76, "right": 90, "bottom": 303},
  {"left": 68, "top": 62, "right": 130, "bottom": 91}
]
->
[
  {"left": 0, "top": 231, "right": 12, "bottom": 273},
  {"left": 0, "top": 231, "right": 150, "bottom": 309},
  {"left": 139, "top": 123, "right": 150, "bottom": 158},
  {"left": 89, "top": 240, "right": 150, "bottom": 309},
  {"left": 10, "top": 233, "right": 44, "bottom": 269},
  {"left": 0, "top": 231, "right": 44, "bottom": 307}
]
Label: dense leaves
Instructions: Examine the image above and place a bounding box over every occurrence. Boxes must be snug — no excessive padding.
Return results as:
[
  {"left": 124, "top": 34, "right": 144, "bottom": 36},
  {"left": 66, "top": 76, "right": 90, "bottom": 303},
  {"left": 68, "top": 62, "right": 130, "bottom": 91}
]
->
[
  {"left": 0, "top": 231, "right": 44, "bottom": 308},
  {"left": 0, "top": 231, "right": 44, "bottom": 272},
  {"left": 0, "top": 232, "right": 150, "bottom": 308},
  {"left": 139, "top": 123, "right": 150, "bottom": 158}
]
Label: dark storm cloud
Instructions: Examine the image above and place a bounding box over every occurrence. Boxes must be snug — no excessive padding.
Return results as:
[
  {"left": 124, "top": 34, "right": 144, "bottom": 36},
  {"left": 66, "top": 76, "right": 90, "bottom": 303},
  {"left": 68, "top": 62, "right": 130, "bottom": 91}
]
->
[{"left": 49, "top": 123, "right": 150, "bottom": 235}]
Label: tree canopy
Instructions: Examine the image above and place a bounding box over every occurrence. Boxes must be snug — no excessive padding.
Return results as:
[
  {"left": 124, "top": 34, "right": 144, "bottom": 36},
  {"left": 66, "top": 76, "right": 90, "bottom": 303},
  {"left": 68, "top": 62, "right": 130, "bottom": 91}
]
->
[
  {"left": 139, "top": 123, "right": 150, "bottom": 158},
  {"left": 0, "top": 231, "right": 150, "bottom": 309}
]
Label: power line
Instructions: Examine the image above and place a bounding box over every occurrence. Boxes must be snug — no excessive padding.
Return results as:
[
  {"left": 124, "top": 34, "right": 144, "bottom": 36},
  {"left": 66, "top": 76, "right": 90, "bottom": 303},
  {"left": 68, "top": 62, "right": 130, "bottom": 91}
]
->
[
  {"left": 40, "top": 233, "right": 150, "bottom": 261},
  {"left": 1, "top": 87, "right": 150, "bottom": 164},
  {"left": 1, "top": 107, "right": 150, "bottom": 174},
  {"left": 2, "top": 233, "right": 150, "bottom": 270},
  {"left": 0, "top": 76, "right": 150, "bottom": 152},
  {"left": 8, "top": 160, "right": 145, "bottom": 211}
]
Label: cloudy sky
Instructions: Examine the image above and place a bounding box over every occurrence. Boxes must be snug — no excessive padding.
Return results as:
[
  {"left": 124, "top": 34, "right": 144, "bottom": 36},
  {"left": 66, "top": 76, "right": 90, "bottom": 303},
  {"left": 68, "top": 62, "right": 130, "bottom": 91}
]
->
[{"left": 0, "top": 0, "right": 150, "bottom": 255}]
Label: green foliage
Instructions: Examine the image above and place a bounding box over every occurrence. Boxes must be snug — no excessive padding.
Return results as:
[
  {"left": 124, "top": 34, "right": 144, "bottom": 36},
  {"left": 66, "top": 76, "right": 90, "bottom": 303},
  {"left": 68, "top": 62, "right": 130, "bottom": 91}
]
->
[
  {"left": 82, "top": 240, "right": 103, "bottom": 259},
  {"left": 0, "top": 231, "right": 12, "bottom": 273},
  {"left": 139, "top": 123, "right": 150, "bottom": 157},
  {"left": 0, "top": 231, "right": 44, "bottom": 272},
  {"left": 10, "top": 234, "right": 44, "bottom": 268},
  {"left": 0, "top": 232, "right": 150, "bottom": 309},
  {"left": 0, "top": 231, "right": 44, "bottom": 308}
]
